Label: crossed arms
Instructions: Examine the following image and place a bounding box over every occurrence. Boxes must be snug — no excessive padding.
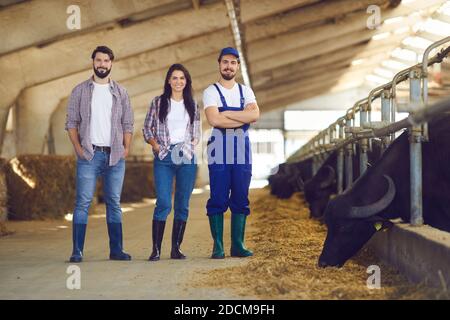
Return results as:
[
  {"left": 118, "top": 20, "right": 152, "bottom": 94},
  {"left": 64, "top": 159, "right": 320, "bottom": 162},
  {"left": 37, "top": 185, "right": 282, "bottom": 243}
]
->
[{"left": 204, "top": 103, "right": 260, "bottom": 129}]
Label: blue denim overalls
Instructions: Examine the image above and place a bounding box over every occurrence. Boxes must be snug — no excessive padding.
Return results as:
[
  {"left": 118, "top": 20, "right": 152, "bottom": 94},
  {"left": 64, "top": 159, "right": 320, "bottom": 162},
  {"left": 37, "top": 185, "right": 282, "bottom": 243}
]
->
[{"left": 206, "top": 83, "right": 252, "bottom": 216}]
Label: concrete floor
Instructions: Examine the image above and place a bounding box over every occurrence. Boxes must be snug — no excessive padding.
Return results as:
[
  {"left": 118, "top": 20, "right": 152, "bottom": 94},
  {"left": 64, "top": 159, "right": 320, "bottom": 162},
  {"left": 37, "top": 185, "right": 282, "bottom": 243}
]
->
[{"left": 0, "top": 192, "right": 256, "bottom": 299}]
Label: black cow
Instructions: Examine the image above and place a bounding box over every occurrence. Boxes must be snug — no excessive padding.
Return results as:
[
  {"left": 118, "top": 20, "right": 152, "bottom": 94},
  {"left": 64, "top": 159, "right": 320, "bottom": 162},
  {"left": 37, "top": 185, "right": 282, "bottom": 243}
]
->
[
  {"left": 318, "top": 114, "right": 450, "bottom": 268},
  {"left": 268, "top": 163, "right": 291, "bottom": 198},
  {"left": 289, "top": 158, "right": 313, "bottom": 193},
  {"left": 269, "top": 159, "right": 313, "bottom": 199},
  {"left": 304, "top": 152, "right": 338, "bottom": 219},
  {"left": 304, "top": 140, "right": 382, "bottom": 220}
]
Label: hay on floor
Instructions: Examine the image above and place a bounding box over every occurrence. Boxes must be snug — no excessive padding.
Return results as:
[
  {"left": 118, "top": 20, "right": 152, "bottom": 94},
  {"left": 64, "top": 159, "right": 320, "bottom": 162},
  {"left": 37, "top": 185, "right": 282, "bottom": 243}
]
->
[{"left": 194, "top": 190, "right": 448, "bottom": 300}]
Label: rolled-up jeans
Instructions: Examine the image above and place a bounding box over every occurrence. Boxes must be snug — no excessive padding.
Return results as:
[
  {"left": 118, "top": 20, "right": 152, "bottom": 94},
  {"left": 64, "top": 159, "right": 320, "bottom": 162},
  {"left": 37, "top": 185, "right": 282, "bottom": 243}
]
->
[{"left": 73, "top": 150, "right": 125, "bottom": 224}]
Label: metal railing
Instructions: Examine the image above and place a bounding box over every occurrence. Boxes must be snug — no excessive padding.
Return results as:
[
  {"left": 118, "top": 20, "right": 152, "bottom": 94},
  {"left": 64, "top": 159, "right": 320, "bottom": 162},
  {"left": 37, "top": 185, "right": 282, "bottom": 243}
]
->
[{"left": 289, "top": 36, "right": 450, "bottom": 226}]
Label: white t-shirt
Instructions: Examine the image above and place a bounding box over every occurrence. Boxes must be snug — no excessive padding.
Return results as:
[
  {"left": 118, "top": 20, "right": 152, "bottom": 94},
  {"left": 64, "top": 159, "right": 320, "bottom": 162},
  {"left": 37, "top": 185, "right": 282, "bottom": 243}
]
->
[
  {"left": 167, "top": 98, "right": 189, "bottom": 145},
  {"left": 202, "top": 82, "right": 257, "bottom": 110},
  {"left": 90, "top": 82, "right": 113, "bottom": 147}
]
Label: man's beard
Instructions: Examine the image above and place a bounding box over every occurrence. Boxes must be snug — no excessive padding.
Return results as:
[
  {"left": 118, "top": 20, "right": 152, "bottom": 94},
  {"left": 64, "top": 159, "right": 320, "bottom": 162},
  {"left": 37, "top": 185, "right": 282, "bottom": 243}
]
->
[
  {"left": 220, "top": 69, "right": 236, "bottom": 81},
  {"left": 93, "top": 66, "right": 112, "bottom": 79}
]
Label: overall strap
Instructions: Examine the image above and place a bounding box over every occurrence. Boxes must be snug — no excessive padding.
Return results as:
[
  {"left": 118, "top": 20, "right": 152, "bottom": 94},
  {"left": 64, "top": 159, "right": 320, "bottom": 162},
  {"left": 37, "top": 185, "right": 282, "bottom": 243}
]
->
[
  {"left": 238, "top": 83, "right": 245, "bottom": 109},
  {"left": 213, "top": 83, "right": 228, "bottom": 108}
]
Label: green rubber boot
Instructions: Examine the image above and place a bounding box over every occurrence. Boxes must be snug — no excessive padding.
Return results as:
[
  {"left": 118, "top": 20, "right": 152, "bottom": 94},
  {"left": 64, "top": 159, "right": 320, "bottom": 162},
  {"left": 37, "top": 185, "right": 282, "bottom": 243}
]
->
[
  {"left": 230, "top": 214, "right": 253, "bottom": 257},
  {"left": 208, "top": 214, "right": 225, "bottom": 259}
]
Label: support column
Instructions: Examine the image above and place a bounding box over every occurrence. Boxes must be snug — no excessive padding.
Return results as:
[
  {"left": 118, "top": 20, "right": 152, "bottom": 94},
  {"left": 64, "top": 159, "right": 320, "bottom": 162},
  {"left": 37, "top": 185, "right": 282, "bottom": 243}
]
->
[{"left": 409, "top": 68, "right": 423, "bottom": 226}]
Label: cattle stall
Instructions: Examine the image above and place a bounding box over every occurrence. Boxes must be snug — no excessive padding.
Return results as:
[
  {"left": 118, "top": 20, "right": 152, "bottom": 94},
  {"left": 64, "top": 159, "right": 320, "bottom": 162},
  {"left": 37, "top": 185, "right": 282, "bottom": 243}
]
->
[{"left": 271, "top": 36, "right": 450, "bottom": 288}]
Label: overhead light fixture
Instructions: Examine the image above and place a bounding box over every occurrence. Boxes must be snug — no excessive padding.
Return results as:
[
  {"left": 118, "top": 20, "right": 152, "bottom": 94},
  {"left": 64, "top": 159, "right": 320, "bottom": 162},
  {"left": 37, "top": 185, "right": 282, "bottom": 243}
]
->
[
  {"left": 372, "top": 32, "right": 390, "bottom": 41},
  {"left": 381, "top": 60, "right": 409, "bottom": 70},
  {"left": 391, "top": 48, "right": 417, "bottom": 62},
  {"left": 384, "top": 16, "right": 404, "bottom": 25},
  {"left": 374, "top": 67, "right": 395, "bottom": 78},
  {"left": 365, "top": 74, "right": 389, "bottom": 85},
  {"left": 394, "top": 26, "right": 410, "bottom": 34},
  {"left": 351, "top": 59, "right": 365, "bottom": 66},
  {"left": 421, "top": 18, "right": 450, "bottom": 36},
  {"left": 402, "top": 36, "right": 433, "bottom": 49}
]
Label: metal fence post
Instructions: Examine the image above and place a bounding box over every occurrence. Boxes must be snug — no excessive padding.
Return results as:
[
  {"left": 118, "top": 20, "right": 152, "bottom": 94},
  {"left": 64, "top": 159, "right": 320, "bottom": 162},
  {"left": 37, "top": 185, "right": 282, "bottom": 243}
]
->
[
  {"left": 409, "top": 67, "right": 424, "bottom": 226},
  {"left": 312, "top": 139, "right": 318, "bottom": 176},
  {"left": 359, "top": 103, "right": 369, "bottom": 176},
  {"left": 337, "top": 121, "right": 344, "bottom": 194},
  {"left": 345, "top": 115, "right": 353, "bottom": 190},
  {"left": 381, "top": 89, "right": 392, "bottom": 152}
]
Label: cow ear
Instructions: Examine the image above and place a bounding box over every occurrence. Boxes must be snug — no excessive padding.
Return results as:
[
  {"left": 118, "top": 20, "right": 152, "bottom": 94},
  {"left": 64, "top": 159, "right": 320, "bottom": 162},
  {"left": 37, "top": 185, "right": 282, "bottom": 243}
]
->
[{"left": 367, "top": 215, "right": 393, "bottom": 231}]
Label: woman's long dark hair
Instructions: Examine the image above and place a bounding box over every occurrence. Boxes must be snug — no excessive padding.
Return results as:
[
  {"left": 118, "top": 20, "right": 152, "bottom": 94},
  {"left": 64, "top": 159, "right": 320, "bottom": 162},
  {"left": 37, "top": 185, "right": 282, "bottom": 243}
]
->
[{"left": 158, "top": 64, "right": 196, "bottom": 124}]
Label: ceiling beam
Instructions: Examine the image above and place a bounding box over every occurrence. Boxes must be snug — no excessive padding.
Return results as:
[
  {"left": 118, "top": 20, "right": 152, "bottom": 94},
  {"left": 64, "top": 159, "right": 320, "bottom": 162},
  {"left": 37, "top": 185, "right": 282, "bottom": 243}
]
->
[
  {"left": 0, "top": 0, "right": 179, "bottom": 55},
  {"left": 3, "top": 0, "right": 436, "bottom": 115},
  {"left": 0, "top": 0, "right": 310, "bottom": 111},
  {"left": 245, "top": 0, "right": 388, "bottom": 41},
  {"left": 21, "top": 5, "right": 421, "bottom": 110},
  {"left": 247, "top": 6, "right": 424, "bottom": 63}
]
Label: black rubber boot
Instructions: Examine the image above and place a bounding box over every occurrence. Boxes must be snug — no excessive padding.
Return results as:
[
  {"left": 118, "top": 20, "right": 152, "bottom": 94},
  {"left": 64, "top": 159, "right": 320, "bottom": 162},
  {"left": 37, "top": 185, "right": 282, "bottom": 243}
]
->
[
  {"left": 171, "top": 219, "right": 187, "bottom": 259},
  {"left": 208, "top": 214, "right": 225, "bottom": 259},
  {"left": 230, "top": 214, "right": 253, "bottom": 257},
  {"left": 69, "top": 223, "right": 87, "bottom": 263},
  {"left": 149, "top": 220, "right": 166, "bottom": 261},
  {"left": 107, "top": 223, "right": 132, "bottom": 261}
]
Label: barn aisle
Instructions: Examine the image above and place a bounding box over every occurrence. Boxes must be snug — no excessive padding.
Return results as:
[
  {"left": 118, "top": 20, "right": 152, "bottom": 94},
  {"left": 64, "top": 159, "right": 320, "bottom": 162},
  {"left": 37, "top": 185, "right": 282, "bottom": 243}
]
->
[
  {"left": 0, "top": 187, "right": 446, "bottom": 299},
  {"left": 0, "top": 191, "right": 255, "bottom": 299}
]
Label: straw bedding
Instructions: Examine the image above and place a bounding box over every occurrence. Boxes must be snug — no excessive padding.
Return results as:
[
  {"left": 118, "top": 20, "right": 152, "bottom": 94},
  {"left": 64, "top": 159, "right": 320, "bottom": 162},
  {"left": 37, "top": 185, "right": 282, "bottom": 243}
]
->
[{"left": 195, "top": 190, "right": 448, "bottom": 299}]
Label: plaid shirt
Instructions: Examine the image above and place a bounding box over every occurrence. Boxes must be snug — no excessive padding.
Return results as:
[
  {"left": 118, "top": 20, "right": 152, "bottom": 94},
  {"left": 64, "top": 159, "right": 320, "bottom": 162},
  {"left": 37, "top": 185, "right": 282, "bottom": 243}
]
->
[
  {"left": 65, "top": 77, "right": 134, "bottom": 166},
  {"left": 142, "top": 96, "right": 201, "bottom": 160}
]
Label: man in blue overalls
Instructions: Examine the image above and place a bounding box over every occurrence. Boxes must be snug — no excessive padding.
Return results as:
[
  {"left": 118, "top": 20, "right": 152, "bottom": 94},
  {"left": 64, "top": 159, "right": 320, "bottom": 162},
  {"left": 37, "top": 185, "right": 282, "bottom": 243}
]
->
[{"left": 203, "top": 47, "right": 260, "bottom": 259}]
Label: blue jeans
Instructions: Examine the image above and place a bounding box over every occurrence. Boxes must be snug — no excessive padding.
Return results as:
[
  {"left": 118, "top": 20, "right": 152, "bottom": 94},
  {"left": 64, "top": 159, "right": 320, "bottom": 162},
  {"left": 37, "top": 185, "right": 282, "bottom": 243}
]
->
[
  {"left": 153, "top": 148, "right": 197, "bottom": 221},
  {"left": 73, "top": 151, "right": 125, "bottom": 224}
]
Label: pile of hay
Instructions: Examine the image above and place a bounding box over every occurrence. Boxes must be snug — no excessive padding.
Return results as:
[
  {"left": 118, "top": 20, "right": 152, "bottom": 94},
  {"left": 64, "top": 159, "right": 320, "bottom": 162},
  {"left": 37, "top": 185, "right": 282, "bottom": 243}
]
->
[
  {"left": 121, "top": 161, "right": 155, "bottom": 202},
  {"left": 195, "top": 190, "right": 448, "bottom": 300},
  {"left": 97, "top": 161, "right": 155, "bottom": 203},
  {"left": 5, "top": 155, "right": 77, "bottom": 220},
  {"left": 3, "top": 155, "right": 155, "bottom": 220}
]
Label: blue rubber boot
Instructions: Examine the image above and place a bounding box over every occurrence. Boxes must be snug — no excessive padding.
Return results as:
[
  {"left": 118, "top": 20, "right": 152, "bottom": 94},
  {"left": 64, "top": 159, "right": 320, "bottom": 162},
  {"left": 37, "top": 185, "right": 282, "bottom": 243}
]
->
[
  {"left": 107, "top": 223, "right": 132, "bottom": 261},
  {"left": 69, "top": 223, "right": 87, "bottom": 263}
]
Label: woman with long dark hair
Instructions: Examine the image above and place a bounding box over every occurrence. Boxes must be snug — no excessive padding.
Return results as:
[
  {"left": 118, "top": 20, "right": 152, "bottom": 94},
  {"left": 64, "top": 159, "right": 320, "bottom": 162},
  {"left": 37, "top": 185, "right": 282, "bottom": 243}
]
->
[{"left": 143, "top": 64, "right": 200, "bottom": 261}]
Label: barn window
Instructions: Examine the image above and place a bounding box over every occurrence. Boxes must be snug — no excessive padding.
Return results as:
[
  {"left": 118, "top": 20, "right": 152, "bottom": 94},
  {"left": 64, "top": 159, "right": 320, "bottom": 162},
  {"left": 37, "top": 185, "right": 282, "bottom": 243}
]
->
[{"left": 283, "top": 110, "right": 343, "bottom": 131}]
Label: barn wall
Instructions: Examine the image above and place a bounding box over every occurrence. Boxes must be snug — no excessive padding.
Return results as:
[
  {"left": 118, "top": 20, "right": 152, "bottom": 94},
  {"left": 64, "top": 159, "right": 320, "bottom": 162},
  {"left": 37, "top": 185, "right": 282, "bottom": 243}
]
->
[{"left": 369, "top": 219, "right": 450, "bottom": 289}]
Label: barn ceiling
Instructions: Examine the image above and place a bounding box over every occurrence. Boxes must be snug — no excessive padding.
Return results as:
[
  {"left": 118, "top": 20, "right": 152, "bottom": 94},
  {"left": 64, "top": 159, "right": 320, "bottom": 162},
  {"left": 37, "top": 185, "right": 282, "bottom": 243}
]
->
[{"left": 1, "top": 0, "right": 449, "bottom": 128}]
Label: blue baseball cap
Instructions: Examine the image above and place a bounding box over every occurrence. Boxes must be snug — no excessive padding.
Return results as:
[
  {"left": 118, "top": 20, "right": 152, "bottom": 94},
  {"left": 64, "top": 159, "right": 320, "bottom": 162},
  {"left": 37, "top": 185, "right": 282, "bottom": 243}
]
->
[{"left": 218, "top": 47, "right": 240, "bottom": 61}]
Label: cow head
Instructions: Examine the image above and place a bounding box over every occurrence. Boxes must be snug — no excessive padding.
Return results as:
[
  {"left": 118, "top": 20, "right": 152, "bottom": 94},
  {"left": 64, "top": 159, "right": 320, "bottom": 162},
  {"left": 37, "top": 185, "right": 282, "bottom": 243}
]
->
[
  {"left": 318, "top": 175, "right": 395, "bottom": 268},
  {"left": 304, "top": 165, "right": 336, "bottom": 219},
  {"left": 288, "top": 167, "right": 304, "bottom": 192}
]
